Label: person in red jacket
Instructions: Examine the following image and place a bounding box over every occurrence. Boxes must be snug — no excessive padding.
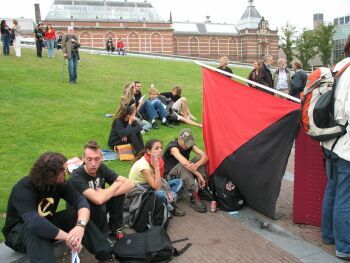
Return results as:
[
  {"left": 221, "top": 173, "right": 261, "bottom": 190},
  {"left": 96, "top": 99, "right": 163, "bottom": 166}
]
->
[
  {"left": 117, "top": 38, "right": 126, "bottom": 56},
  {"left": 45, "top": 24, "right": 56, "bottom": 58}
]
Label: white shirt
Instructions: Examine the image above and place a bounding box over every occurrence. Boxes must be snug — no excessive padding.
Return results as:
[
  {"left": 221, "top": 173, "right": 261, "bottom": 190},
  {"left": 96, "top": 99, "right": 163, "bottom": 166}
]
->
[
  {"left": 322, "top": 57, "right": 350, "bottom": 161},
  {"left": 276, "top": 69, "right": 289, "bottom": 90}
]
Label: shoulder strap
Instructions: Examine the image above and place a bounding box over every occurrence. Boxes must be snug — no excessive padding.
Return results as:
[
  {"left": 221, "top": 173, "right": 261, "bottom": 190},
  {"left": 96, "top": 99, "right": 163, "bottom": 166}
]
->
[{"left": 334, "top": 61, "right": 350, "bottom": 78}]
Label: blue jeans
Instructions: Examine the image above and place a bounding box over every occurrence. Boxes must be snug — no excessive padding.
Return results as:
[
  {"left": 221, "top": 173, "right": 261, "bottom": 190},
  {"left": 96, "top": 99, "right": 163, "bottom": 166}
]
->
[
  {"left": 155, "top": 179, "right": 183, "bottom": 206},
  {"left": 139, "top": 100, "right": 168, "bottom": 122},
  {"left": 322, "top": 149, "right": 350, "bottom": 256},
  {"left": 68, "top": 52, "right": 78, "bottom": 82},
  {"left": 1, "top": 35, "right": 10, "bottom": 55},
  {"left": 46, "top": 39, "right": 55, "bottom": 57}
]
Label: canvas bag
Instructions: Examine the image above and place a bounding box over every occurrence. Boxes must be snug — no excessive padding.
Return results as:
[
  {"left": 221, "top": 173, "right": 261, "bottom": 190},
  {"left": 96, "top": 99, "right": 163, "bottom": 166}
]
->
[{"left": 114, "top": 144, "right": 135, "bottom": 161}]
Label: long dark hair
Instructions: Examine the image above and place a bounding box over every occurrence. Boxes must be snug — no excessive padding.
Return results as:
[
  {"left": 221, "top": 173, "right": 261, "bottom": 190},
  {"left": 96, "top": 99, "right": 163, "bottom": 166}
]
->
[
  {"left": 1, "top": 20, "right": 6, "bottom": 30},
  {"left": 114, "top": 105, "right": 134, "bottom": 120},
  {"left": 29, "top": 152, "right": 67, "bottom": 192},
  {"left": 46, "top": 24, "right": 52, "bottom": 31},
  {"left": 134, "top": 139, "right": 162, "bottom": 162}
]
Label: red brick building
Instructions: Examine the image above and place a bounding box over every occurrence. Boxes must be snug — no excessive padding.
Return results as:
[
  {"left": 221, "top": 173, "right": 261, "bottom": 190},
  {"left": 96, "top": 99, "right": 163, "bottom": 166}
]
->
[{"left": 42, "top": 0, "right": 278, "bottom": 64}]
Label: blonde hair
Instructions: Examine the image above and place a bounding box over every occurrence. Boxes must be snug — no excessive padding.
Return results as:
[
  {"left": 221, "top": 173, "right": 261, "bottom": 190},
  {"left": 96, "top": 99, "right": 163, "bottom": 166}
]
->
[
  {"left": 148, "top": 86, "right": 160, "bottom": 96},
  {"left": 220, "top": 56, "right": 229, "bottom": 65},
  {"left": 122, "top": 82, "right": 135, "bottom": 104}
]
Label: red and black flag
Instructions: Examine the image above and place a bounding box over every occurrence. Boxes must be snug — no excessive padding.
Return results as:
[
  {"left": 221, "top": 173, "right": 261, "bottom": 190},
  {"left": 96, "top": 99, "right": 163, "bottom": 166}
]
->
[{"left": 202, "top": 67, "right": 300, "bottom": 218}]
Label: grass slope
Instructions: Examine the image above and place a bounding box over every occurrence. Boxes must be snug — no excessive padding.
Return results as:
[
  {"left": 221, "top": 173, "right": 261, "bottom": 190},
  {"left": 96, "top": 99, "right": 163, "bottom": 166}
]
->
[{"left": 0, "top": 47, "right": 250, "bottom": 239}]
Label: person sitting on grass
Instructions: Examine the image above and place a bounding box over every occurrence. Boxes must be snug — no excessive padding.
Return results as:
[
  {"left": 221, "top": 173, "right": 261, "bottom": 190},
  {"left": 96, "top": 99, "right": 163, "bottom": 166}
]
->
[
  {"left": 69, "top": 140, "right": 135, "bottom": 240},
  {"left": 163, "top": 128, "right": 210, "bottom": 213},
  {"left": 108, "top": 105, "right": 144, "bottom": 155},
  {"left": 134, "top": 81, "right": 173, "bottom": 129},
  {"left": 128, "top": 139, "right": 186, "bottom": 217},
  {"left": 120, "top": 82, "right": 152, "bottom": 132},
  {"left": 2, "top": 152, "right": 116, "bottom": 262},
  {"left": 160, "top": 86, "right": 202, "bottom": 127}
]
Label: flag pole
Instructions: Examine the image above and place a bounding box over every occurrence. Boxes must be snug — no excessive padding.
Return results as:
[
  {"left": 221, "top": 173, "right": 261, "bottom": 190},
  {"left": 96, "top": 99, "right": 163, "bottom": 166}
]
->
[{"left": 195, "top": 61, "right": 301, "bottom": 104}]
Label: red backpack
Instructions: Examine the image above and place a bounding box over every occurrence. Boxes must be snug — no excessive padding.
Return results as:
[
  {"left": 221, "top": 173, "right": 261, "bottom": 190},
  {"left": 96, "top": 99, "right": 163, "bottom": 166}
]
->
[{"left": 300, "top": 63, "right": 350, "bottom": 141}]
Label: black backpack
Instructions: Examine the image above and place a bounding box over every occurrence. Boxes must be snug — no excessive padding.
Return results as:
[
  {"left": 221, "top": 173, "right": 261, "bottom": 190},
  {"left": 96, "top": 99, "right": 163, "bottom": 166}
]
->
[
  {"left": 130, "top": 188, "right": 169, "bottom": 233},
  {"left": 213, "top": 175, "right": 244, "bottom": 211},
  {"left": 113, "top": 226, "right": 192, "bottom": 263}
]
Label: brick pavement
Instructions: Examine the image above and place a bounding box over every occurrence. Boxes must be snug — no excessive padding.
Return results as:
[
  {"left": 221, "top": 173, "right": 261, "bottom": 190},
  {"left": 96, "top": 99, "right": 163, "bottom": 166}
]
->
[{"left": 56, "top": 147, "right": 340, "bottom": 263}]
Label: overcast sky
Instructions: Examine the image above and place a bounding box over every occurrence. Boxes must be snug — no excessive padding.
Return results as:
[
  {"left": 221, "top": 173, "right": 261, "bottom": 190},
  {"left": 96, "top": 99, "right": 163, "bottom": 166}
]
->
[{"left": 1, "top": 0, "right": 349, "bottom": 32}]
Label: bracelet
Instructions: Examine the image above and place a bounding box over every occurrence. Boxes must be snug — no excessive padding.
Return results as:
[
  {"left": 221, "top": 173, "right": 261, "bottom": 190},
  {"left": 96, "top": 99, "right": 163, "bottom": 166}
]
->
[{"left": 76, "top": 223, "right": 86, "bottom": 229}]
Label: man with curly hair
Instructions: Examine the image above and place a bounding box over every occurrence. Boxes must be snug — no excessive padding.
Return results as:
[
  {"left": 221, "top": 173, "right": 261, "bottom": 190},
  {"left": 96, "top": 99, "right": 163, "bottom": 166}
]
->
[{"left": 2, "top": 152, "right": 115, "bottom": 262}]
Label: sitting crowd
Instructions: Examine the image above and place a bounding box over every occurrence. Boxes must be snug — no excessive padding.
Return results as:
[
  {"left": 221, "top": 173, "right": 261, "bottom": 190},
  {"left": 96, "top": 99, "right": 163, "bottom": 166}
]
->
[{"left": 2, "top": 81, "right": 210, "bottom": 262}]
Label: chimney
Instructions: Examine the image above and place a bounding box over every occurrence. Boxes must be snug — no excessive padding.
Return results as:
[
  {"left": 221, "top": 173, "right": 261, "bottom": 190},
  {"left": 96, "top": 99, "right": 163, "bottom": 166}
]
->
[
  {"left": 205, "top": 15, "right": 211, "bottom": 23},
  {"left": 34, "top": 3, "right": 41, "bottom": 24}
]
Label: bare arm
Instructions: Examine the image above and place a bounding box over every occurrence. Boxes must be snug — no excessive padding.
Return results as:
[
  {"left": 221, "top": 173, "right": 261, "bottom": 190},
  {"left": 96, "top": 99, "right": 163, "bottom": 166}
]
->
[
  {"left": 113, "top": 176, "right": 135, "bottom": 195},
  {"left": 141, "top": 168, "right": 162, "bottom": 190},
  {"left": 191, "top": 146, "right": 208, "bottom": 168},
  {"left": 82, "top": 182, "right": 121, "bottom": 205},
  {"left": 171, "top": 147, "right": 206, "bottom": 188}
]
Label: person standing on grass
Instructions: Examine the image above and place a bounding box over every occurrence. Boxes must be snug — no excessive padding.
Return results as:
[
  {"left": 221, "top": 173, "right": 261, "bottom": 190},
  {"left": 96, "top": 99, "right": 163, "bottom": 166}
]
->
[
  {"left": 69, "top": 140, "right": 135, "bottom": 240},
  {"left": 62, "top": 27, "right": 80, "bottom": 84},
  {"left": 34, "top": 23, "right": 44, "bottom": 57},
  {"left": 2, "top": 152, "right": 116, "bottom": 262},
  {"left": 45, "top": 24, "right": 56, "bottom": 58},
  {"left": 12, "top": 19, "right": 21, "bottom": 57},
  {"left": 1, "top": 20, "right": 11, "bottom": 56}
]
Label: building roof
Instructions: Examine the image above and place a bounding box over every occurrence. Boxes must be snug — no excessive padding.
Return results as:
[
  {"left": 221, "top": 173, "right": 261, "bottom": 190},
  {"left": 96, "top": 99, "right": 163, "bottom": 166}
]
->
[
  {"left": 0, "top": 18, "right": 35, "bottom": 34},
  {"left": 236, "top": 0, "right": 262, "bottom": 31},
  {"left": 45, "top": 0, "right": 164, "bottom": 22},
  {"left": 173, "top": 22, "right": 238, "bottom": 36}
]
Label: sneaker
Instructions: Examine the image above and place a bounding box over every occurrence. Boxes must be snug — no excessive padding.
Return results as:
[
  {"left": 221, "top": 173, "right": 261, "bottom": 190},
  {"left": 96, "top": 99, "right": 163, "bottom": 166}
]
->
[
  {"left": 336, "top": 250, "right": 350, "bottom": 260},
  {"left": 172, "top": 204, "right": 186, "bottom": 217},
  {"left": 161, "top": 121, "right": 173, "bottom": 128},
  {"left": 189, "top": 190, "right": 207, "bottom": 213},
  {"left": 152, "top": 122, "right": 159, "bottom": 129},
  {"left": 198, "top": 187, "right": 214, "bottom": 201},
  {"left": 109, "top": 228, "right": 125, "bottom": 240}
]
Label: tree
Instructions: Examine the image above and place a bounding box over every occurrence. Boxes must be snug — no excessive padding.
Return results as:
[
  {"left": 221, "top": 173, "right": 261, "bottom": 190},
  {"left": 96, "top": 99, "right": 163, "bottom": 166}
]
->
[
  {"left": 314, "top": 23, "right": 336, "bottom": 66},
  {"left": 280, "top": 22, "right": 297, "bottom": 66},
  {"left": 295, "top": 29, "right": 318, "bottom": 70}
]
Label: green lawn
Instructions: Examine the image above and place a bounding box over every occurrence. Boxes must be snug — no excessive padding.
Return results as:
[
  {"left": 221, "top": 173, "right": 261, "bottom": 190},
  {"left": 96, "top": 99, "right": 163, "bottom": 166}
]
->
[{"left": 0, "top": 47, "right": 250, "bottom": 240}]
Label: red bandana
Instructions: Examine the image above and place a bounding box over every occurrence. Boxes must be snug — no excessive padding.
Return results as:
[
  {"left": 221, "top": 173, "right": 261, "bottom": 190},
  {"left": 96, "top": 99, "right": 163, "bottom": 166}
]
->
[{"left": 143, "top": 153, "right": 164, "bottom": 178}]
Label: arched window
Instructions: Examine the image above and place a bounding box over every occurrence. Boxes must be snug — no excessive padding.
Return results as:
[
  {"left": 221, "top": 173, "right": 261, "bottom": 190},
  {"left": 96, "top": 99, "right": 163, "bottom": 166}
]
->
[
  {"left": 150, "top": 32, "right": 163, "bottom": 53},
  {"left": 189, "top": 37, "right": 199, "bottom": 57},
  {"left": 127, "top": 32, "right": 141, "bottom": 51}
]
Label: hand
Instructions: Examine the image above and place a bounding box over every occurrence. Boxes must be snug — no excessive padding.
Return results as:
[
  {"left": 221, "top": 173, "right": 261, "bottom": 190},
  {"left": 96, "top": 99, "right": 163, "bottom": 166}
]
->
[
  {"left": 197, "top": 175, "right": 206, "bottom": 189},
  {"left": 64, "top": 53, "right": 68, "bottom": 58},
  {"left": 151, "top": 154, "right": 160, "bottom": 171},
  {"left": 185, "top": 162, "right": 198, "bottom": 173},
  {"left": 66, "top": 225, "right": 85, "bottom": 252},
  {"left": 167, "top": 192, "right": 174, "bottom": 203},
  {"left": 122, "top": 136, "right": 128, "bottom": 142}
]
